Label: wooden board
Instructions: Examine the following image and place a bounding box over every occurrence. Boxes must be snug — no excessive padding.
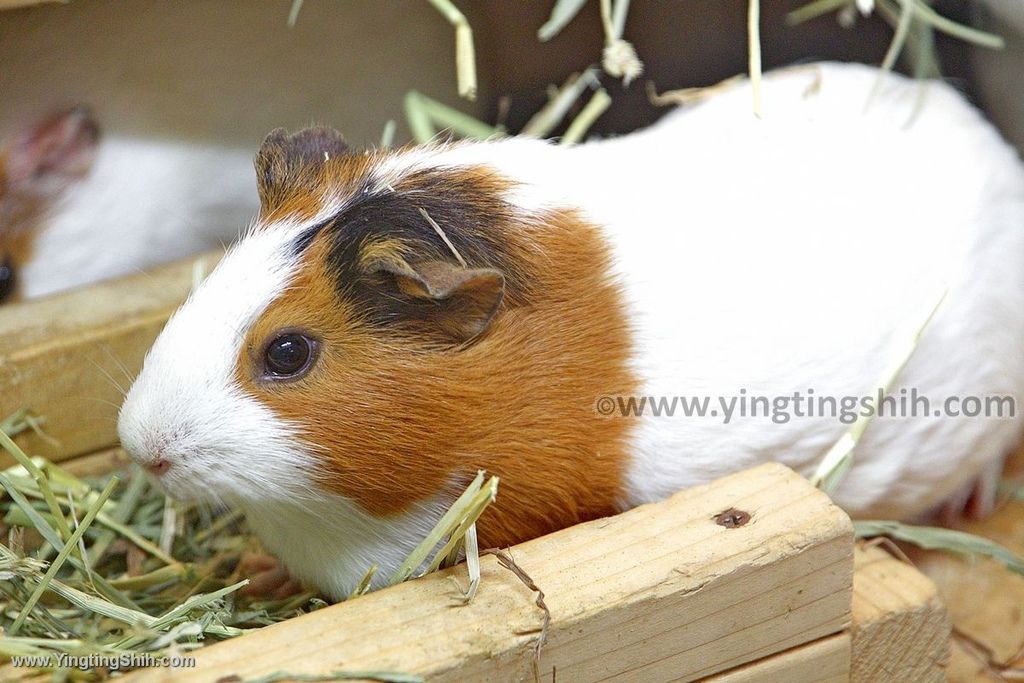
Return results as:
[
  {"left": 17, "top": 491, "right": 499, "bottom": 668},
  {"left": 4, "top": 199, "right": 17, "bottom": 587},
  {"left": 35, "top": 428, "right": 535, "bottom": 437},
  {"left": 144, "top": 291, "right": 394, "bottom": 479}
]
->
[
  {"left": 706, "top": 634, "right": 851, "bottom": 683},
  {"left": 119, "top": 462, "right": 854, "bottom": 683},
  {"left": 0, "top": 0, "right": 63, "bottom": 9},
  {"left": 907, "top": 444, "right": 1024, "bottom": 682},
  {"left": 1, "top": 448, "right": 955, "bottom": 681},
  {"left": 53, "top": 445, "right": 131, "bottom": 478},
  {"left": 704, "top": 542, "right": 951, "bottom": 683},
  {"left": 851, "top": 544, "right": 950, "bottom": 682},
  {"left": 0, "top": 251, "right": 220, "bottom": 467}
]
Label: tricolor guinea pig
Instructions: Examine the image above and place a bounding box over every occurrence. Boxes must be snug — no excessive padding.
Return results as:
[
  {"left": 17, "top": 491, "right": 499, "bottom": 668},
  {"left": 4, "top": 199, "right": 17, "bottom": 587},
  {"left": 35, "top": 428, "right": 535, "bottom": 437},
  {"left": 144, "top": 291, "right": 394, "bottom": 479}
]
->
[
  {"left": 0, "top": 107, "right": 258, "bottom": 302},
  {"left": 118, "top": 62, "right": 1024, "bottom": 600}
]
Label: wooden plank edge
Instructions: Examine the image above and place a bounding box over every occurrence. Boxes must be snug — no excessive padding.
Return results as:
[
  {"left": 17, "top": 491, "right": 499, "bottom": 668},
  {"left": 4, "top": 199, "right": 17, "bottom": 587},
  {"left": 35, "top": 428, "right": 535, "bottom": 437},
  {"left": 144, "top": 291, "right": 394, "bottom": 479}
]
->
[
  {"left": 0, "top": 0, "right": 65, "bottom": 9},
  {"left": 113, "top": 462, "right": 851, "bottom": 683},
  {"left": 39, "top": 449, "right": 955, "bottom": 682},
  {"left": 850, "top": 543, "right": 951, "bottom": 683},
  {"left": 705, "top": 633, "right": 850, "bottom": 683},
  {"left": 706, "top": 543, "right": 952, "bottom": 683},
  {"left": 12, "top": 448, "right": 955, "bottom": 682}
]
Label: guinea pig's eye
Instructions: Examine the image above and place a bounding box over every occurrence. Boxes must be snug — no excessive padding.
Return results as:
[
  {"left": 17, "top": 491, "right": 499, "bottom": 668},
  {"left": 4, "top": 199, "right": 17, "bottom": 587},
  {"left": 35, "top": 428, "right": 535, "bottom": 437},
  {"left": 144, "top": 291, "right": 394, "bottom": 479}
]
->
[
  {"left": 262, "top": 332, "right": 318, "bottom": 380},
  {"left": 0, "top": 256, "right": 15, "bottom": 303}
]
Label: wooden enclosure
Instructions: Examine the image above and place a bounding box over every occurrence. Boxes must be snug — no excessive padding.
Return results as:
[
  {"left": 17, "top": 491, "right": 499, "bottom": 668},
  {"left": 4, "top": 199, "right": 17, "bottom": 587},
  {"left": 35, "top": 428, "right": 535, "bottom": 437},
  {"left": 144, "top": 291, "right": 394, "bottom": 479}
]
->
[
  {"left": 0, "top": 253, "right": 951, "bottom": 681},
  {"left": 114, "top": 463, "right": 951, "bottom": 683}
]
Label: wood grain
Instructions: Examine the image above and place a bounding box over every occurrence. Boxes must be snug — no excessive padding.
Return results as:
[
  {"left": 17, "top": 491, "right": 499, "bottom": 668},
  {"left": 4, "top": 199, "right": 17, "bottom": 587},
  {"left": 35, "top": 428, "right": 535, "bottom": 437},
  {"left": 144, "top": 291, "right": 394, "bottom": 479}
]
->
[
  {"left": 57, "top": 446, "right": 131, "bottom": 478},
  {"left": 698, "top": 544, "right": 951, "bottom": 683},
  {"left": 851, "top": 544, "right": 951, "bottom": 682},
  {"left": 908, "top": 444, "right": 1024, "bottom": 683},
  {"left": 707, "top": 634, "right": 851, "bottom": 683},
  {"left": 0, "top": 251, "right": 220, "bottom": 467},
  {"left": 120, "top": 462, "right": 854, "bottom": 683},
  {"left": 8, "top": 448, "right": 958, "bottom": 679}
]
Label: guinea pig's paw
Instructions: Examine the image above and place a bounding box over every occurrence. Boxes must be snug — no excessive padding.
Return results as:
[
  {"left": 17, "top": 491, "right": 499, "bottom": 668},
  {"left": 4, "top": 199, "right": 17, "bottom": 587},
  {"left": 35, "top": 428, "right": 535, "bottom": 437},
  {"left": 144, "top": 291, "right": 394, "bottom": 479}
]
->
[
  {"left": 935, "top": 456, "right": 1006, "bottom": 524},
  {"left": 236, "top": 552, "right": 305, "bottom": 600}
]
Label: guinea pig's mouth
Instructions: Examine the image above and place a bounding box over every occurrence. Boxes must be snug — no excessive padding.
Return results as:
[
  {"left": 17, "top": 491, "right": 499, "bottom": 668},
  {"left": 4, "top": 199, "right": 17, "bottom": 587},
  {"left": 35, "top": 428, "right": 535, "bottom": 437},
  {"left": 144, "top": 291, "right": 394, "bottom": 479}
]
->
[
  {"left": 129, "top": 456, "right": 185, "bottom": 497},
  {"left": 142, "top": 462, "right": 233, "bottom": 508},
  {"left": 138, "top": 447, "right": 303, "bottom": 510},
  {"left": 121, "top": 446, "right": 214, "bottom": 504}
]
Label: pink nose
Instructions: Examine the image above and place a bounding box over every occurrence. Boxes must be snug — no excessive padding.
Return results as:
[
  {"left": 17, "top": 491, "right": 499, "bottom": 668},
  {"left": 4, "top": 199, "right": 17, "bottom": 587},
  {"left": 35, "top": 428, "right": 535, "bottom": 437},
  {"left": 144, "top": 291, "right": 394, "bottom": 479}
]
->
[{"left": 145, "top": 458, "right": 171, "bottom": 476}]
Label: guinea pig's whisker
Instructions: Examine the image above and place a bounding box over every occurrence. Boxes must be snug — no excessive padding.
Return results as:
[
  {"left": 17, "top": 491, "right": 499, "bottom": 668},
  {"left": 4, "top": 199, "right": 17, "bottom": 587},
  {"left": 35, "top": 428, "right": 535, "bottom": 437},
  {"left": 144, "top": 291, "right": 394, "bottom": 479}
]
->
[
  {"left": 80, "top": 396, "right": 125, "bottom": 411},
  {"left": 98, "top": 343, "right": 138, "bottom": 384},
  {"left": 190, "top": 500, "right": 212, "bottom": 531},
  {"left": 195, "top": 496, "right": 227, "bottom": 521},
  {"left": 88, "top": 357, "right": 128, "bottom": 397}
]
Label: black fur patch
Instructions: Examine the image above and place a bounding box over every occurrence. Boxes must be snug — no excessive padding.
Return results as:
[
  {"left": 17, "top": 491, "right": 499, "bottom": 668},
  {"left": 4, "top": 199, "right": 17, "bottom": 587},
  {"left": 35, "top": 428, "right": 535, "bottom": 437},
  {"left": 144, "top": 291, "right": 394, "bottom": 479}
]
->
[
  {"left": 291, "top": 168, "right": 529, "bottom": 329},
  {"left": 256, "top": 127, "right": 350, "bottom": 211}
]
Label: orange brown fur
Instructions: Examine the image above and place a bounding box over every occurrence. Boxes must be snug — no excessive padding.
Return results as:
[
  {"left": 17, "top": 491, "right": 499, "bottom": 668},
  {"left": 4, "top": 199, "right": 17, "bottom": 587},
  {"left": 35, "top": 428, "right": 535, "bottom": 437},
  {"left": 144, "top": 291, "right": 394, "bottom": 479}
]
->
[{"left": 237, "top": 150, "right": 637, "bottom": 548}]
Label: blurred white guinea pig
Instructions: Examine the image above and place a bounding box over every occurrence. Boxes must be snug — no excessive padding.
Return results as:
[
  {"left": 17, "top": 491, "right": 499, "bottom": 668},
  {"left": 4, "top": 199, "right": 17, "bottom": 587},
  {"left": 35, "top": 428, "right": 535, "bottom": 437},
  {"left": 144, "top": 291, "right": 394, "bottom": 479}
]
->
[
  {"left": 0, "top": 107, "right": 258, "bottom": 302},
  {"left": 119, "top": 61, "right": 1024, "bottom": 599}
]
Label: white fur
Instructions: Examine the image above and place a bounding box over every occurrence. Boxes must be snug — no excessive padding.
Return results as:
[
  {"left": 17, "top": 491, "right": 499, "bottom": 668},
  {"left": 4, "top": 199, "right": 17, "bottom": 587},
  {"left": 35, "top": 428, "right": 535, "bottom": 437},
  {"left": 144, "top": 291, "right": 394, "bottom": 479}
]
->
[
  {"left": 384, "top": 62, "right": 1024, "bottom": 517},
  {"left": 610, "top": 64, "right": 1024, "bottom": 518},
  {"left": 243, "top": 492, "right": 453, "bottom": 600},
  {"left": 20, "top": 136, "right": 259, "bottom": 298},
  {"left": 117, "top": 200, "right": 451, "bottom": 597},
  {"left": 120, "top": 62, "right": 1024, "bottom": 599},
  {"left": 440, "top": 62, "right": 1024, "bottom": 518},
  {"left": 118, "top": 224, "right": 306, "bottom": 504}
]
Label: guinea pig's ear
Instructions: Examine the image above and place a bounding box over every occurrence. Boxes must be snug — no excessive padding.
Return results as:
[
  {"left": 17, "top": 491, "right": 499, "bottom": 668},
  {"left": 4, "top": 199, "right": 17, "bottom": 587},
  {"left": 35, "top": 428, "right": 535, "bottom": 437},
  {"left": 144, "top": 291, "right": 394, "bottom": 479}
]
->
[
  {"left": 255, "top": 126, "right": 349, "bottom": 211},
  {"left": 5, "top": 106, "right": 99, "bottom": 193},
  {"left": 369, "top": 256, "right": 505, "bottom": 342}
]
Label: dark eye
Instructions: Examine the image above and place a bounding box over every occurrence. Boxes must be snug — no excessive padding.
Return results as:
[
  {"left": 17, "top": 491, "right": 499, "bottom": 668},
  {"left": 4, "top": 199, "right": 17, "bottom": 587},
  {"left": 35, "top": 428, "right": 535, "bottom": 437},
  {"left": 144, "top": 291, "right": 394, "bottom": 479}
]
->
[
  {"left": 263, "top": 332, "right": 317, "bottom": 379},
  {"left": 0, "top": 256, "right": 15, "bottom": 304}
]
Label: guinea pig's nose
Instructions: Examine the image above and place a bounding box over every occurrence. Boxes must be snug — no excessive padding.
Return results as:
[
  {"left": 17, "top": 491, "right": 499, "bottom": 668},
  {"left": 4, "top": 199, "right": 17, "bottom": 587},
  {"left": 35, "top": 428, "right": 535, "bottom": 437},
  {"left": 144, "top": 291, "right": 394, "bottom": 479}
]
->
[
  {"left": 128, "top": 439, "right": 173, "bottom": 476},
  {"left": 144, "top": 458, "right": 171, "bottom": 476},
  {"left": 0, "top": 255, "right": 15, "bottom": 303}
]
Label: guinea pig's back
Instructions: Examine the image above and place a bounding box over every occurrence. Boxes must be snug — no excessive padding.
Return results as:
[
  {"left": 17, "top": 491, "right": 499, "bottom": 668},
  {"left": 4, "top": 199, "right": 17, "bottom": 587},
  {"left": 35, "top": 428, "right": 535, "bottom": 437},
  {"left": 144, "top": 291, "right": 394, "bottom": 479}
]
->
[
  {"left": 566, "top": 62, "right": 1024, "bottom": 518},
  {"left": 19, "top": 136, "right": 259, "bottom": 298}
]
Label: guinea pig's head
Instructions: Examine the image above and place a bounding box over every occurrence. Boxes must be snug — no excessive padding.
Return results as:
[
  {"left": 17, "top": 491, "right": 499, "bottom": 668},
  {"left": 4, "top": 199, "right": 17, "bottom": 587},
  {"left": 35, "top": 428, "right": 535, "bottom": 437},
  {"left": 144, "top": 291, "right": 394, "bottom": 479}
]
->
[
  {"left": 0, "top": 107, "right": 99, "bottom": 303},
  {"left": 117, "top": 127, "right": 542, "bottom": 514}
]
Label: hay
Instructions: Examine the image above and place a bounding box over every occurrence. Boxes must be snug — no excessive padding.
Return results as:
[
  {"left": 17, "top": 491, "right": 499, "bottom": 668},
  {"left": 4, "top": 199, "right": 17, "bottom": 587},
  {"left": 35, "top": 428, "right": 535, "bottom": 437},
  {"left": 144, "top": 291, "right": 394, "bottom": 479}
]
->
[
  {"left": 560, "top": 88, "right": 612, "bottom": 145},
  {"left": 748, "top": 0, "right": 763, "bottom": 117},
  {"left": 0, "top": 415, "right": 497, "bottom": 677},
  {"left": 538, "top": 0, "right": 588, "bottom": 42},
  {"left": 789, "top": 0, "right": 1003, "bottom": 87},
  {"left": 810, "top": 285, "right": 947, "bottom": 492},
  {"left": 425, "top": 0, "right": 478, "bottom": 101},
  {"left": 855, "top": 521, "right": 1024, "bottom": 575}
]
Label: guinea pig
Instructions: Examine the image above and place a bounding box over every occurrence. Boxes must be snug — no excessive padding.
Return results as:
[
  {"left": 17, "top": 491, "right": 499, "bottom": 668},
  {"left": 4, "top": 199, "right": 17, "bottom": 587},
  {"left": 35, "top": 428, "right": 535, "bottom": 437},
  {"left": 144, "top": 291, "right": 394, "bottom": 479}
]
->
[
  {"left": 0, "top": 107, "right": 98, "bottom": 302},
  {"left": 0, "top": 107, "right": 259, "bottom": 302},
  {"left": 118, "top": 62, "right": 1024, "bottom": 600}
]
